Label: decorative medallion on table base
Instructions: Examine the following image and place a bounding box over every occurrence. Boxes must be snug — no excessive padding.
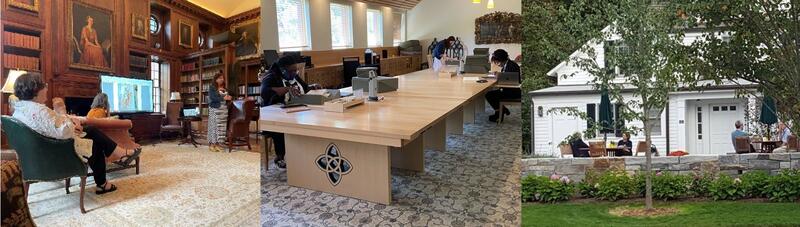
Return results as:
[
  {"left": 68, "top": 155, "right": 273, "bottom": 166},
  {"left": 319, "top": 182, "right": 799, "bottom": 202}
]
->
[{"left": 315, "top": 143, "right": 352, "bottom": 186}]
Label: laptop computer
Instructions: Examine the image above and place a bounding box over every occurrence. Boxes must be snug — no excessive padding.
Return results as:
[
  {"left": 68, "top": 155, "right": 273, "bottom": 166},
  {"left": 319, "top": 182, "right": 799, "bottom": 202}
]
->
[
  {"left": 183, "top": 107, "right": 200, "bottom": 117},
  {"left": 496, "top": 72, "right": 521, "bottom": 86}
]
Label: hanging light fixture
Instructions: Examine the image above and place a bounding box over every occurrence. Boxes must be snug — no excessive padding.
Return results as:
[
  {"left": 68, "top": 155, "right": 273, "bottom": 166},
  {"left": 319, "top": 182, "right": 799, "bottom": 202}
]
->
[
  {"left": 487, "top": 0, "right": 495, "bottom": 9},
  {"left": 472, "top": 0, "right": 480, "bottom": 3}
]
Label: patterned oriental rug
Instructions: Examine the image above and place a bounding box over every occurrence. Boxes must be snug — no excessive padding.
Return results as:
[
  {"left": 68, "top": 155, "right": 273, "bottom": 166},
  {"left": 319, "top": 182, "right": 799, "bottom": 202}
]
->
[
  {"left": 262, "top": 106, "right": 523, "bottom": 226},
  {"left": 25, "top": 143, "right": 260, "bottom": 226}
]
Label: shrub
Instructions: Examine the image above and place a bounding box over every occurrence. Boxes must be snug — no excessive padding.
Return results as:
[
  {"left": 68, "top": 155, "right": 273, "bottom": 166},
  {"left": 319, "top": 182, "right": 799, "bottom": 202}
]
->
[
  {"left": 689, "top": 171, "right": 715, "bottom": 198},
  {"left": 594, "top": 170, "right": 636, "bottom": 201},
  {"left": 765, "top": 169, "right": 800, "bottom": 202},
  {"left": 577, "top": 171, "right": 600, "bottom": 198},
  {"left": 521, "top": 174, "right": 575, "bottom": 203},
  {"left": 651, "top": 172, "right": 692, "bottom": 201},
  {"left": 740, "top": 171, "right": 770, "bottom": 198},
  {"left": 708, "top": 175, "right": 746, "bottom": 200}
]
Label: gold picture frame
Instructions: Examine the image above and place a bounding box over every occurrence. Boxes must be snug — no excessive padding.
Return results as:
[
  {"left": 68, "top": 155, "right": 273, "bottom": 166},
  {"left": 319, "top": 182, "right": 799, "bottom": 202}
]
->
[
  {"left": 178, "top": 20, "right": 193, "bottom": 49},
  {"left": 68, "top": 0, "right": 114, "bottom": 72},
  {"left": 131, "top": 13, "right": 148, "bottom": 41},
  {"left": 475, "top": 12, "right": 522, "bottom": 45},
  {"left": 6, "top": 0, "right": 39, "bottom": 13}
]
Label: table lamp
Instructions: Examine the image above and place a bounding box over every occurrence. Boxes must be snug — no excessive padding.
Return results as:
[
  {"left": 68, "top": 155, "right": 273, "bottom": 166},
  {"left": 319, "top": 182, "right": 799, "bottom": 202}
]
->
[
  {"left": 169, "top": 92, "right": 181, "bottom": 102},
  {"left": 2, "top": 70, "right": 26, "bottom": 114}
]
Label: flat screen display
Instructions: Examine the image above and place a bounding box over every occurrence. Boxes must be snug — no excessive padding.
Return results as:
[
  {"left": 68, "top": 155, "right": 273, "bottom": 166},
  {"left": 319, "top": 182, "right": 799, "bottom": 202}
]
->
[{"left": 100, "top": 75, "right": 154, "bottom": 113}]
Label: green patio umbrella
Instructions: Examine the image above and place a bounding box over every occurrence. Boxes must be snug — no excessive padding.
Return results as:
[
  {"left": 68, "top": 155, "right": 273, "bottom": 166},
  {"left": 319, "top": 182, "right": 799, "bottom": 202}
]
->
[
  {"left": 760, "top": 96, "right": 778, "bottom": 140},
  {"left": 599, "top": 88, "right": 613, "bottom": 143}
]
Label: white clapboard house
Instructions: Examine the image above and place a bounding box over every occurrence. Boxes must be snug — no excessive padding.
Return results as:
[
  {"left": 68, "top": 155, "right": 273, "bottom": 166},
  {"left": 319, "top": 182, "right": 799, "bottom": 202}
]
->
[{"left": 529, "top": 28, "right": 759, "bottom": 157}]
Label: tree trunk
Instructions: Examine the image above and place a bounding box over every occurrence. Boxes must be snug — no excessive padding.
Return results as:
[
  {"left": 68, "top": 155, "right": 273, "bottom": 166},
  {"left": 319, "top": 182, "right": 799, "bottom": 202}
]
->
[{"left": 643, "top": 115, "right": 653, "bottom": 210}]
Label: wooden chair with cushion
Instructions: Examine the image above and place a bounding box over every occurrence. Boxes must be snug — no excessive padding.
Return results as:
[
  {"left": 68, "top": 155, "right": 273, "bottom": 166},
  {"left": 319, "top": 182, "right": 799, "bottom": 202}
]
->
[
  {"left": 1, "top": 116, "right": 89, "bottom": 213},
  {"left": 588, "top": 142, "right": 606, "bottom": 157},
  {"left": 734, "top": 136, "right": 752, "bottom": 154},
  {"left": 160, "top": 102, "right": 183, "bottom": 140},
  {"left": 787, "top": 135, "right": 798, "bottom": 152},
  {"left": 226, "top": 100, "right": 255, "bottom": 152},
  {"left": 635, "top": 141, "right": 648, "bottom": 156}
]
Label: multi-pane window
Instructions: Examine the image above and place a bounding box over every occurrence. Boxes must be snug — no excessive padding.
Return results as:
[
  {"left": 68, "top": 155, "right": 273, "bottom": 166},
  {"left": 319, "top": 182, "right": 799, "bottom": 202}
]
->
[
  {"left": 277, "top": 0, "right": 311, "bottom": 51},
  {"left": 149, "top": 15, "right": 160, "bottom": 35},
  {"left": 604, "top": 40, "right": 629, "bottom": 75},
  {"left": 392, "top": 12, "right": 406, "bottom": 46},
  {"left": 366, "top": 9, "right": 383, "bottom": 47},
  {"left": 330, "top": 3, "right": 353, "bottom": 49},
  {"left": 586, "top": 103, "right": 624, "bottom": 137},
  {"left": 151, "top": 60, "right": 161, "bottom": 112}
]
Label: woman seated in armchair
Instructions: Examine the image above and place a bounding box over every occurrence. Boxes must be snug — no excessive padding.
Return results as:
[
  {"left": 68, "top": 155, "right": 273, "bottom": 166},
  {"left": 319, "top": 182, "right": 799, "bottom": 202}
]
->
[{"left": 11, "top": 73, "right": 125, "bottom": 194}]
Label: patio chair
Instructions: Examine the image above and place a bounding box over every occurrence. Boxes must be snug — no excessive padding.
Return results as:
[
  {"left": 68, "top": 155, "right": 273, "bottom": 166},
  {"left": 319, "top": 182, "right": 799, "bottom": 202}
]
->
[
  {"left": 559, "top": 145, "right": 573, "bottom": 158},
  {"left": 787, "top": 135, "right": 798, "bottom": 152},
  {"left": 634, "top": 141, "right": 648, "bottom": 156},
  {"left": 588, "top": 142, "right": 606, "bottom": 157},
  {"left": 735, "top": 136, "right": 752, "bottom": 154},
  {"left": 1, "top": 116, "right": 89, "bottom": 213}
]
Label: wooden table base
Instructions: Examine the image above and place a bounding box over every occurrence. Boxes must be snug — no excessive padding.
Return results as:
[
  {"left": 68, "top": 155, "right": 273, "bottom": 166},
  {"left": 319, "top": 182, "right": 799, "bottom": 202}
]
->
[
  {"left": 446, "top": 107, "right": 464, "bottom": 135},
  {"left": 423, "top": 119, "right": 447, "bottom": 152}
]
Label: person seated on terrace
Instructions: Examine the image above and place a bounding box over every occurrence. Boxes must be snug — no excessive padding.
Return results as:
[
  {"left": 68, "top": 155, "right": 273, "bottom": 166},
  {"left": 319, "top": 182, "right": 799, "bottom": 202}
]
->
[
  {"left": 731, "top": 120, "right": 756, "bottom": 153},
  {"left": 86, "top": 92, "right": 111, "bottom": 118},
  {"left": 617, "top": 132, "right": 633, "bottom": 156},
  {"left": 773, "top": 122, "right": 793, "bottom": 153},
  {"left": 11, "top": 73, "right": 122, "bottom": 194},
  {"left": 569, "top": 132, "right": 590, "bottom": 157}
]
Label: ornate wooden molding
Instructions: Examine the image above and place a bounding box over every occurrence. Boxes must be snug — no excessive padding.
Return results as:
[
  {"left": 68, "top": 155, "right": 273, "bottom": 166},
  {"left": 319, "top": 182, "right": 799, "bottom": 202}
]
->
[
  {"left": 225, "top": 8, "right": 260, "bottom": 26},
  {"left": 159, "top": 0, "right": 226, "bottom": 25}
]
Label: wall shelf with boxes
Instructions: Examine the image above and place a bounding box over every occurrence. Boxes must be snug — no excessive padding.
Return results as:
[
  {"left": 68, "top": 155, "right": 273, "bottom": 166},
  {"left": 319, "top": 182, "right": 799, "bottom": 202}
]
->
[{"left": 178, "top": 45, "right": 233, "bottom": 118}]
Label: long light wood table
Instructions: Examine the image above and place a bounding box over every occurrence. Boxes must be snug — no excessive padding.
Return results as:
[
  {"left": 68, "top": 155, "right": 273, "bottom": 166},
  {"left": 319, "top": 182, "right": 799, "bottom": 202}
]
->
[{"left": 259, "top": 69, "right": 496, "bottom": 204}]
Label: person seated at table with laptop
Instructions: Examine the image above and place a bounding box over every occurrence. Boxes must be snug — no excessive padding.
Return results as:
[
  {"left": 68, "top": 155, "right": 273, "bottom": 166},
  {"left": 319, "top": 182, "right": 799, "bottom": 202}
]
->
[
  {"left": 11, "top": 72, "right": 125, "bottom": 194},
  {"left": 484, "top": 49, "right": 521, "bottom": 122},
  {"left": 731, "top": 120, "right": 756, "bottom": 153},
  {"left": 259, "top": 56, "right": 321, "bottom": 168},
  {"left": 773, "top": 121, "right": 793, "bottom": 153},
  {"left": 617, "top": 132, "right": 633, "bottom": 156},
  {"left": 86, "top": 92, "right": 111, "bottom": 118}
]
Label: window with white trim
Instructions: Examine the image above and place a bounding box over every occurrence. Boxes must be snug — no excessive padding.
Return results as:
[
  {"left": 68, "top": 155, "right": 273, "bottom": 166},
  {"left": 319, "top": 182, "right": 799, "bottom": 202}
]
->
[
  {"left": 330, "top": 3, "right": 353, "bottom": 49},
  {"left": 366, "top": 9, "right": 383, "bottom": 47},
  {"left": 277, "top": 0, "right": 311, "bottom": 51},
  {"left": 150, "top": 60, "right": 162, "bottom": 112},
  {"left": 392, "top": 12, "right": 406, "bottom": 46}
]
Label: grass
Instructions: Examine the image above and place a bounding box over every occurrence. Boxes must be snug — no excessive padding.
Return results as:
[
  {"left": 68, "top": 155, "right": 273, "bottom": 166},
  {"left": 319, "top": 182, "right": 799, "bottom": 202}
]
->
[{"left": 522, "top": 201, "right": 800, "bottom": 226}]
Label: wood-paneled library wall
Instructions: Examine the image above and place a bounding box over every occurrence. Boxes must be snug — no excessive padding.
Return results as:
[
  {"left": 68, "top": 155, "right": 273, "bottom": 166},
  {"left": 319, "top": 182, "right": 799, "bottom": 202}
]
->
[{"left": 0, "top": 0, "right": 231, "bottom": 108}]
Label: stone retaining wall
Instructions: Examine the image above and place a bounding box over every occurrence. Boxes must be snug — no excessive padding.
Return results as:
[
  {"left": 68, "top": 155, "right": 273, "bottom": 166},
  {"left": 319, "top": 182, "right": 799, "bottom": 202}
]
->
[{"left": 522, "top": 153, "right": 800, "bottom": 182}]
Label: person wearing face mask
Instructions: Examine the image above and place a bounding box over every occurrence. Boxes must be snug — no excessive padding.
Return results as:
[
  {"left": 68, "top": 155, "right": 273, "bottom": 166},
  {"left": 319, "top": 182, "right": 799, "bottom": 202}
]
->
[{"left": 259, "top": 56, "right": 310, "bottom": 168}]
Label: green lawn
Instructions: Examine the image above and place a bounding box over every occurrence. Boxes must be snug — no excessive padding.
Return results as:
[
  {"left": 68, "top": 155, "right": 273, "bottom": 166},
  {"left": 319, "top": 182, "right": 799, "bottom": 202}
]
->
[{"left": 523, "top": 201, "right": 800, "bottom": 226}]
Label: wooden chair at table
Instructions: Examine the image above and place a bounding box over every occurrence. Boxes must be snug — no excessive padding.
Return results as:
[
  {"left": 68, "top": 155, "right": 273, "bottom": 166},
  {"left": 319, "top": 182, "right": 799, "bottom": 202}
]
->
[
  {"left": 559, "top": 144, "right": 573, "bottom": 158},
  {"left": 787, "top": 135, "right": 798, "bottom": 152},
  {"left": 634, "top": 141, "right": 648, "bottom": 156},
  {"left": 588, "top": 142, "right": 606, "bottom": 157},
  {"left": 734, "top": 136, "right": 752, "bottom": 154}
]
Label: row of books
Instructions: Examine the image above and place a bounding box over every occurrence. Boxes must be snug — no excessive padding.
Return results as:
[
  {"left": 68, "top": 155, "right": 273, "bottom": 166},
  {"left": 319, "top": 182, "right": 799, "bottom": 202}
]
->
[
  {"left": 202, "top": 84, "right": 212, "bottom": 92},
  {"left": 130, "top": 71, "right": 148, "bottom": 79},
  {"left": 181, "top": 86, "right": 200, "bottom": 93},
  {"left": 130, "top": 54, "right": 149, "bottom": 66},
  {"left": 2, "top": 31, "right": 40, "bottom": 50},
  {"left": 181, "top": 74, "right": 200, "bottom": 82},
  {"left": 3, "top": 53, "right": 39, "bottom": 71},
  {"left": 238, "top": 85, "right": 261, "bottom": 95},
  {"left": 202, "top": 57, "right": 221, "bottom": 66},
  {"left": 201, "top": 70, "right": 221, "bottom": 80},
  {"left": 181, "top": 62, "right": 198, "bottom": 71}
]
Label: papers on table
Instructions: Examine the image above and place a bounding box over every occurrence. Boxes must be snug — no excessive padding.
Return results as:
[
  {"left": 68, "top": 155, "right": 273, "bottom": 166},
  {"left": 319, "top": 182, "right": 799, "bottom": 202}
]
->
[{"left": 462, "top": 77, "right": 480, "bottom": 81}]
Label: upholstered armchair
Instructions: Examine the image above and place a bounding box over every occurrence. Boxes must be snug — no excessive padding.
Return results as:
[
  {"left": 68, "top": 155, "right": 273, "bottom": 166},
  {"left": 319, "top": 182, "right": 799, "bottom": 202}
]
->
[
  {"left": 1, "top": 160, "right": 36, "bottom": 226},
  {"left": 160, "top": 102, "right": 183, "bottom": 140},
  {"left": 82, "top": 118, "right": 141, "bottom": 173},
  {"left": 1, "top": 116, "right": 89, "bottom": 213},
  {"left": 226, "top": 100, "right": 255, "bottom": 152}
]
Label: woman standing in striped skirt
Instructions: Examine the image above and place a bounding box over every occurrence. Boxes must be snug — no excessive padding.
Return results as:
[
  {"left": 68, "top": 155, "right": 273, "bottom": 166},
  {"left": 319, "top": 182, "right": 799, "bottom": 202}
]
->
[{"left": 207, "top": 73, "right": 231, "bottom": 152}]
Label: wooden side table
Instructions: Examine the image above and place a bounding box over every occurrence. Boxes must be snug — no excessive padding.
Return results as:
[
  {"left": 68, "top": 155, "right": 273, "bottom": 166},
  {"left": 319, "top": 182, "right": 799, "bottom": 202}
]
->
[{"left": 179, "top": 116, "right": 202, "bottom": 147}]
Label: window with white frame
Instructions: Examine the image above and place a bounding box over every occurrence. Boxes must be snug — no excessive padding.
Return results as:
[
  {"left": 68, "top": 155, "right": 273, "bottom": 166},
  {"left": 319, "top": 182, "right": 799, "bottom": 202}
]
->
[
  {"left": 366, "top": 9, "right": 383, "bottom": 47},
  {"left": 277, "top": 0, "right": 311, "bottom": 51},
  {"left": 392, "top": 12, "right": 405, "bottom": 46},
  {"left": 150, "top": 60, "right": 161, "bottom": 112},
  {"left": 330, "top": 3, "right": 353, "bottom": 49},
  {"left": 646, "top": 108, "right": 663, "bottom": 136}
]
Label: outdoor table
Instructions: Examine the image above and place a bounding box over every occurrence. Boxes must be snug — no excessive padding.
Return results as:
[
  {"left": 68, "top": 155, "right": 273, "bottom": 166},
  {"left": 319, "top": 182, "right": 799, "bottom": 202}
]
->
[
  {"left": 577, "top": 147, "right": 632, "bottom": 157},
  {"left": 752, "top": 141, "right": 782, "bottom": 153}
]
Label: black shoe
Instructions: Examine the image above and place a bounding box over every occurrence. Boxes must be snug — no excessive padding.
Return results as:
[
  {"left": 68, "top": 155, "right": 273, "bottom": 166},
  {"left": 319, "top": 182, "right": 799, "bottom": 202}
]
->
[
  {"left": 489, "top": 114, "right": 499, "bottom": 122},
  {"left": 274, "top": 159, "right": 287, "bottom": 169},
  {"left": 503, "top": 107, "right": 511, "bottom": 116},
  {"left": 96, "top": 183, "right": 117, "bottom": 195}
]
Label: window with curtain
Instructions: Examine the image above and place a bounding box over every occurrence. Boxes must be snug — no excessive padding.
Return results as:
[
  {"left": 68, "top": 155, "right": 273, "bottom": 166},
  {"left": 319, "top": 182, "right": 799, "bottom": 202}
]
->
[
  {"left": 392, "top": 12, "right": 405, "bottom": 46},
  {"left": 330, "top": 3, "right": 353, "bottom": 49},
  {"left": 366, "top": 9, "right": 383, "bottom": 47},
  {"left": 277, "top": 0, "right": 311, "bottom": 51},
  {"left": 150, "top": 60, "right": 161, "bottom": 112}
]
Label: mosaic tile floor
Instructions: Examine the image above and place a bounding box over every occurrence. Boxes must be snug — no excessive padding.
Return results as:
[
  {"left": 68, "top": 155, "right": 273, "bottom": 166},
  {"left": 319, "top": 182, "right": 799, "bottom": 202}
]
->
[{"left": 262, "top": 105, "right": 522, "bottom": 226}]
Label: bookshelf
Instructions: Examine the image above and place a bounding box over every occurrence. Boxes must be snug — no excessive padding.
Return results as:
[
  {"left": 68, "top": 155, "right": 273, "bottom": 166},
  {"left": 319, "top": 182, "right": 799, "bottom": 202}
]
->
[
  {"left": 235, "top": 57, "right": 262, "bottom": 99},
  {"left": 2, "top": 26, "right": 42, "bottom": 73},
  {"left": 129, "top": 51, "right": 150, "bottom": 80},
  {"left": 179, "top": 45, "right": 233, "bottom": 118}
]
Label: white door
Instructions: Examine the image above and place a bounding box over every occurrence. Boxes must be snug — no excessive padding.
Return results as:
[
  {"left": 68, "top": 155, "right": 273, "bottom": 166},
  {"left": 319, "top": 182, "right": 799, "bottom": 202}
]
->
[
  {"left": 551, "top": 111, "right": 581, "bottom": 155},
  {"left": 706, "top": 104, "right": 743, "bottom": 154}
]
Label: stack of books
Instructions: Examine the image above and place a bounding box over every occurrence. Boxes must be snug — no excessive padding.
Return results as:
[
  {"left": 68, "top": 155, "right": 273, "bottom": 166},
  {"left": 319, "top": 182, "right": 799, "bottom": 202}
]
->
[{"left": 2, "top": 31, "right": 40, "bottom": 50}]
